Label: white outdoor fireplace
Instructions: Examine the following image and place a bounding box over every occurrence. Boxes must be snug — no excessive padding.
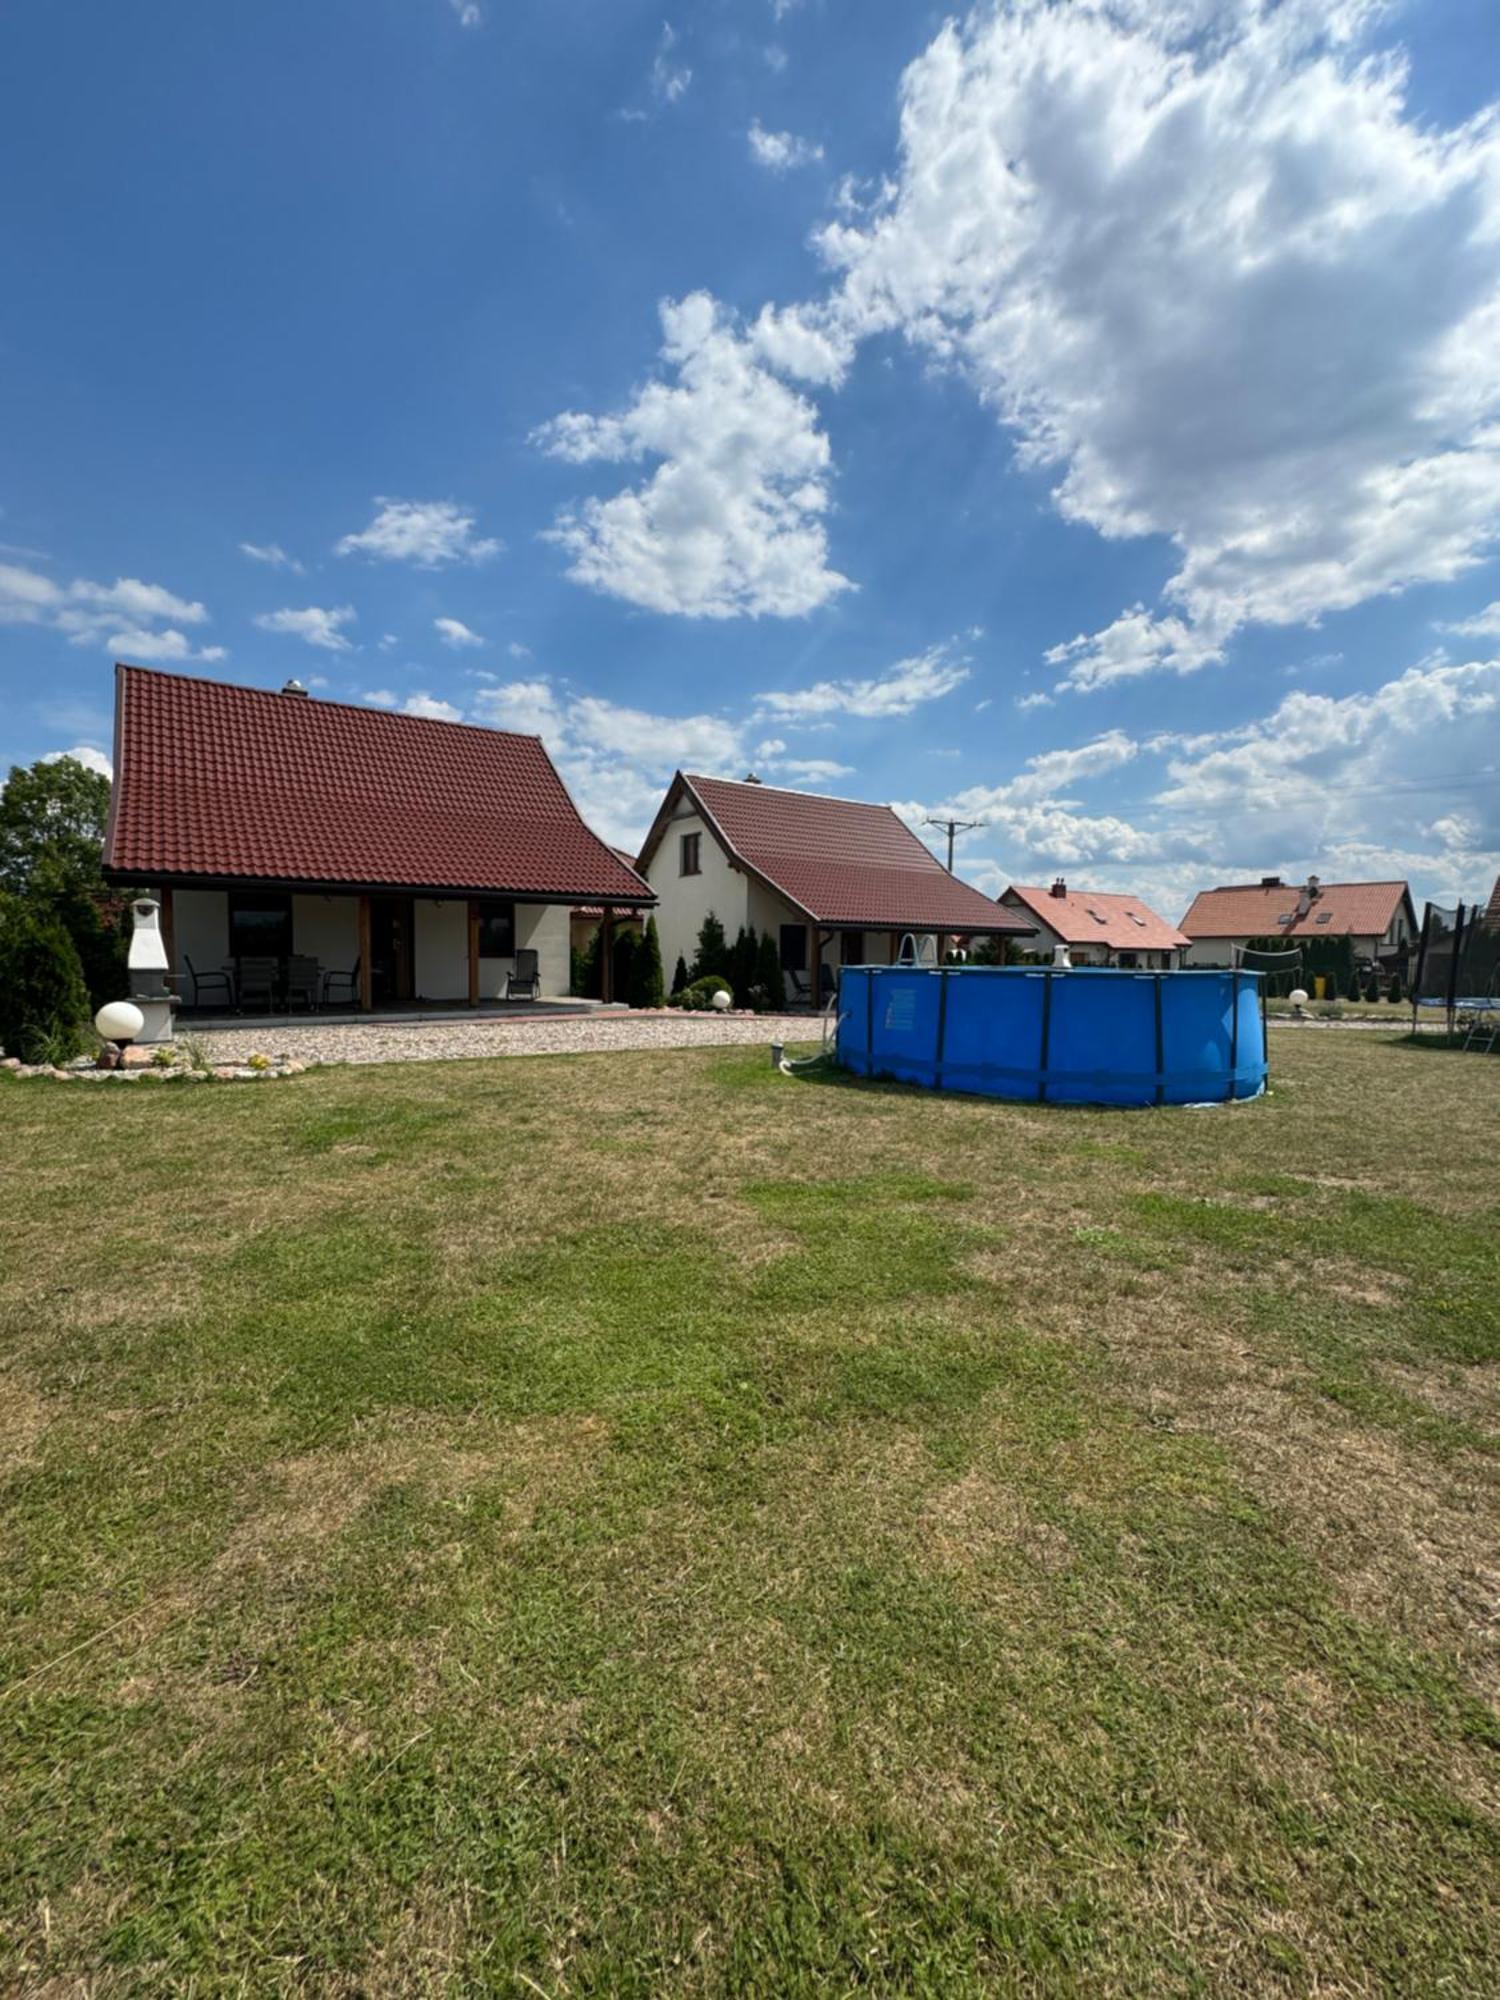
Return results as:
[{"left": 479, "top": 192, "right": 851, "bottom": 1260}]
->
[{"left": 127, "top": 897, "right": 177, "bottom": 1044}]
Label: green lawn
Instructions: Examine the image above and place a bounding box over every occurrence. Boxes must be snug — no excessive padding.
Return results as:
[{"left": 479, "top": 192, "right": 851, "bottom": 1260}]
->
[{"left": 2, "top": 1035, "right": 1497, "bottom": 1996}]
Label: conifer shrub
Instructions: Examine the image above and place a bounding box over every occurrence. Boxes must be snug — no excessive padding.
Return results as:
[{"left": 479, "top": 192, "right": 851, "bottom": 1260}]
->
[
  {"left": 690, "top": 912, "right": 730, "bottom": 983},
  {"left": 0, "top": 903, "right": 91, "bottom": 1063},
  {"left": 629, "top": 916, "right": 666, "bottom": 1009},
  {"left": 754, "top": 930, "right": 785, "bottom": 1011}
]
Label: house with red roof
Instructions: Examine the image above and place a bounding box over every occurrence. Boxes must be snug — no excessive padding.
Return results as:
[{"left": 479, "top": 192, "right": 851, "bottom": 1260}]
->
[
  {"left": 101, "top": 664, "right": 654, "bottom": 1008},
  {"left": 999, "top": 880, "right": 1188, "bottom": 969},
  {"left": 1178, "top": 875, "right": 1416, "bottom": 969},
  {"left": 636, "top": 772, "right": 1034, "bottom": 1004}
]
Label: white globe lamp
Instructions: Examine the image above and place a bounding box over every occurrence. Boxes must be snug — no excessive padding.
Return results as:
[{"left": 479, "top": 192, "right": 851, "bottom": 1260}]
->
[
  {"left": 711, "top": 988, "right": 732, "bottom": 1012},
  {"left": 95, "top": 1001, "right": 145, "bottom": 1051},
  {"left": 1289, "top": 987, "right": 1309, "bottom": 1008}
]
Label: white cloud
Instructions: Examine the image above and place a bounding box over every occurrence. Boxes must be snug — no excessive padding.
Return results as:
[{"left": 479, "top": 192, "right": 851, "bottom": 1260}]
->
[
  {"left": 363, "top": 689, "right": 397, "bottom": 708},
  {"left": 401, "top": 692, "right": 464, "bottom": 722},
  {"left": 748, "top": 121, "right": 824, "bottom": 173},
  {"left": 568, "top": 694, "right": 742, "bottom": 769},
  {"left": 814, "top": 0, "right": 1500, "bottom": 689},
  {"left": 435, "top": 616, "right": 484, "bottom": 649},
  {"left": 535, "top": 291, "right": 850, "bottom": 618},
  {"left": 471, "top": 679, "right": 564, "bottom": 737},
  {"left": 239, "top": 541, "right": 304, "bottom": 575},
  {"left": 378, "top": 633, "right": 399, "bottom": 651},
  {"left": 101, "top": 625, "right": 227, "bottom": 665},
  {"left": 507, "top": 640, "right": 532, "bottom": 660},
  {"left": 767, "top": 757, "right": 852, "bottom": 785},
  {"left": 651, "top": 21, "right": 692, "bottom": 105},
  {"left": 42, "top": 745, "right": 113, "bottom": 781},
  {"left": 449, "top": 0, "right": 481, "bottom": 26},
  {"left": 755, "top": 642, "right": 968, "bottom": 720},
  {"left": 0, "top": 561, "right": 224, "bottom": 661},
  {"left": 253, "top": 604, "right": 357, "bottom": 653},
  {"left": 336, "top": 497, "right": 502, "bottom": 568},
  {"left": 1439, "top": 600, "right": 1500, "bottom": 640}
]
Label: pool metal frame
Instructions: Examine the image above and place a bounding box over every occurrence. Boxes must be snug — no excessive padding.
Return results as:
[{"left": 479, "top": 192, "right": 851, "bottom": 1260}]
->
[{"left": 839, "top": 964, "right": 1265, "bottom": 1108}]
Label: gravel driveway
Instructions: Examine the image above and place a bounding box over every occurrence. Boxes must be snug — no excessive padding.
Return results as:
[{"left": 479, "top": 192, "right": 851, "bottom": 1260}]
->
[{"left": 192, "top": 1011, "right": 820, "bottom": 1069}]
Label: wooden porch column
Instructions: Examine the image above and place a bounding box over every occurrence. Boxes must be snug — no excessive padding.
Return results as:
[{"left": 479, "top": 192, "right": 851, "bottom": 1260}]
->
[
  {"left": 357, "top": 895, "right": 373, "bottom": 1012},
  {"left": 600, "top": 907, "right": 615, "bottom": 1002},
  {"left": 467, "top": 899, "right": 480, "bottom": 1008}
]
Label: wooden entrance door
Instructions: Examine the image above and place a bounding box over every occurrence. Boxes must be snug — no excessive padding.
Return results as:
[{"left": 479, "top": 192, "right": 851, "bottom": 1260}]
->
[{"left": 370, "top": 895, "right": 415, "bottom": 1003}]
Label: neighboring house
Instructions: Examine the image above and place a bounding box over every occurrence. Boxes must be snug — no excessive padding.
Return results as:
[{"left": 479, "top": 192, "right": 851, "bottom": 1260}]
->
[
  {"left": 101, "top": 664, "right": 654, "bottom": 1006},
  {"left": 1178, "top": 875, "right": 1416, "bottom": 968},
  {"left": 637, "top": 771, "right": 1034, "bottom": 1002},
  {"left": 1000, "top": 879, "right": 1188, "bottom": 969}
]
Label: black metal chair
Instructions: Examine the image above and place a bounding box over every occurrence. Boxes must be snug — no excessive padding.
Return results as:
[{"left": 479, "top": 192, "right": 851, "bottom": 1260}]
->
[
  {"left": 506, "top": 948, "right": 541, "bottom": 1000},
  {"left": 787, "top": 968, "right": 813, "bottom": 1007},
  {"left": 323, "top": 958, "right": 360, "bottom": 1008},
  {"left": 285, "top": 956, "right": 321, "bottom": 1011},
  {"left": 236, "top": 957, "right": 279, "bottom": 1012},
  {"left": 183, "top": 956, "right": 234, "bottom": 1010}
]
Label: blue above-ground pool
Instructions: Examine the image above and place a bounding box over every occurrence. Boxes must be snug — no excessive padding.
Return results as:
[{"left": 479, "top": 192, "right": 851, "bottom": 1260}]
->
[{"left": 836, "top": 966, "right": 1267, "bottom": 1107}]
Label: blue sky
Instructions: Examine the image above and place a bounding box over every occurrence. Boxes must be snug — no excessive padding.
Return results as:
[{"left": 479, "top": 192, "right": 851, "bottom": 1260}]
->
[{"left": 3, "top": 0, "right": 1499, "bottom": 919}]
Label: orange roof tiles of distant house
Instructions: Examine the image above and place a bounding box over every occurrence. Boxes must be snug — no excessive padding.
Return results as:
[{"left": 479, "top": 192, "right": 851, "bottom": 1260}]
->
[
  {"left": 1005, "top": 883, "right": 1188, "bottom": 952},
  {"left": 642, "top": 773, "right": 1034, "bottom": 934},
  {"left": 1179, "top": 879, "right": 1410, "bottom": 939},
  {"left": 103, "top": 664, "right": 654, "bottom": 902}
]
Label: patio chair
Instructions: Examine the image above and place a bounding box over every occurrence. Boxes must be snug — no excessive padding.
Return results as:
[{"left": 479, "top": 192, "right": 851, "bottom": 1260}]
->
[
  {"left": 183, "top": 956, "right": 233, "bottom": 1011},
  {"left": 787, "top": 967, "right": 813, "bottom": 1007},
  {"left": 285, "top": 956, "right": 321, "bottom": 1012},
  {"left": 322, "top": 958, "right": 360, "bottom": 1008},
  {"left": 236, "top": 956, "right": 279, "bottom": 1013},
  {"left": 506, "top": 948, "right": 541, "bottom": 1001}
]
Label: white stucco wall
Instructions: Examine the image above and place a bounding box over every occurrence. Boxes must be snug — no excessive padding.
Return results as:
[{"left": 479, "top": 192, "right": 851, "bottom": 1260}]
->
[
  {"left": 645, "top": 808, "right": 750, "bottom": 986},
  {"left": 1183, "top": 932, "right": 1384, "bottom": 969},
  {"left": 169, "top": 889, "right": 570, "bottom": 1002},
  {"left": 414, "top": 898, "right": 468, "bottom": 999},
  {"left": 171, "top": 889, "right": 228, "bottom": 986}
]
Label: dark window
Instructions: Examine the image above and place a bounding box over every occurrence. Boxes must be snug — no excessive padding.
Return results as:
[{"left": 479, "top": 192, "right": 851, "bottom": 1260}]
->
[
  {"left": 680, "top": 832, "right": 701, "bottom": 877},
  {"left": 228, "top": 892, "right": 291, "bottom": 958},
  {"left": 477, "top": 899, "right": 516, "bottom": 957},
  {"left": 840, "top": 930, "right": 865, "bottom": 965},
  {"left": 1117, "top": 951, "right": 1138, "bottom": 969},
  {"left": 779, "top": 923, "right": 808, "bottom": 973}
]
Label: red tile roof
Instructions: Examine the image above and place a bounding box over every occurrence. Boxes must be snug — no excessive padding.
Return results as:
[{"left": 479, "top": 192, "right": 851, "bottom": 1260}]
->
[
  {"left": 1004, "top": 883, "right": 1188, "bottom": 952},
  {"left": 1484, "top": 875, "right": 1500, "bottom": 931},
  {"left": 1179, "top": 879, "right": 1410, "bottom": 939},
  {"left": 103, "top": 665, "right": 654, "bottom": 902},
  {"left": 643, "top": 773, "right": 1033, "bottom": 934}
]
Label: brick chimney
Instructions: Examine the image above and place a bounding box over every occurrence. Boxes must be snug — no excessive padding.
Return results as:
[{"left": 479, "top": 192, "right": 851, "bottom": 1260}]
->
[{"left": 1050, "top": 877, "right": 1067, "bottom": 899}]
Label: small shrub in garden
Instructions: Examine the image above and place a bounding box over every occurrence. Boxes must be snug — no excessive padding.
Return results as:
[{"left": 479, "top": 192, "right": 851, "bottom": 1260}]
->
[
  {"left": 0, "top": 903, "right": 90, "bottom": 1064},
  {"left": 672, "top": 975, "right": 731, "bottom": 1011},
  {"left": 1388, "top": 975, "right": 1403, "bottom": 1004},
  {"left": 671, "top": 954, "right": 689, "bottom": 997}
]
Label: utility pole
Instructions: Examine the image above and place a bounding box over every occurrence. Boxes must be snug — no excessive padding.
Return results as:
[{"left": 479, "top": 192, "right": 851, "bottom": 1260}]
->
[{"left": 924, "top": 816, "right": 982, "bottom": 873}]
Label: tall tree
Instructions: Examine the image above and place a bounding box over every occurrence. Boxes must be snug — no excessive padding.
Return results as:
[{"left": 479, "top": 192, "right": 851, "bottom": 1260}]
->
[
  {"left": 690, "top": 911, "right": 730, "bottom": 982},
  {"left": 0, "top": 756, "right": 127, "bottom": 1008}
]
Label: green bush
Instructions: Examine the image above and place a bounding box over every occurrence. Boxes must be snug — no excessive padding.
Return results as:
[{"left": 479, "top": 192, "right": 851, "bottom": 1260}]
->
[
  {"left": 629, "top": 916, "right": 666, "bottom": 1009},
  {"left": 669, "top": 974, "right": 731, "bottom": 1012},
  {"left": 1388, "top": 974, "right": 1403, "bottom": 1004},
  {"left": 0, "top": 903, "right": 91, "bottom": 1063},
  {"left": 728, "top": 925, "right": 759, "bottom": 1006},
  {"left": 671, "top": 953, "right": 689, "bottom": 997}
]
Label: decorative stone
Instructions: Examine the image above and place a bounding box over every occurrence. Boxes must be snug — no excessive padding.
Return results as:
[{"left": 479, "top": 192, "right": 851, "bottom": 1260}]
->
[{"left": 0, "top": 1057, "right": 20, "bottom": 1071}]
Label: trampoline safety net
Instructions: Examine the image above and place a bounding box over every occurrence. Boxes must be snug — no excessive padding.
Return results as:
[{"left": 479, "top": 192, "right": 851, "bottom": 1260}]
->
[{"left": 1413, "top": 901, "right": 1500, "bottom": 1011}]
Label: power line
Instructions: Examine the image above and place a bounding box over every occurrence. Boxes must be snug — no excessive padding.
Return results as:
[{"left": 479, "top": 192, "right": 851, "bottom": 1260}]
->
[{"left": 924, "top": 815, "right": 983, "bottom": 870}]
